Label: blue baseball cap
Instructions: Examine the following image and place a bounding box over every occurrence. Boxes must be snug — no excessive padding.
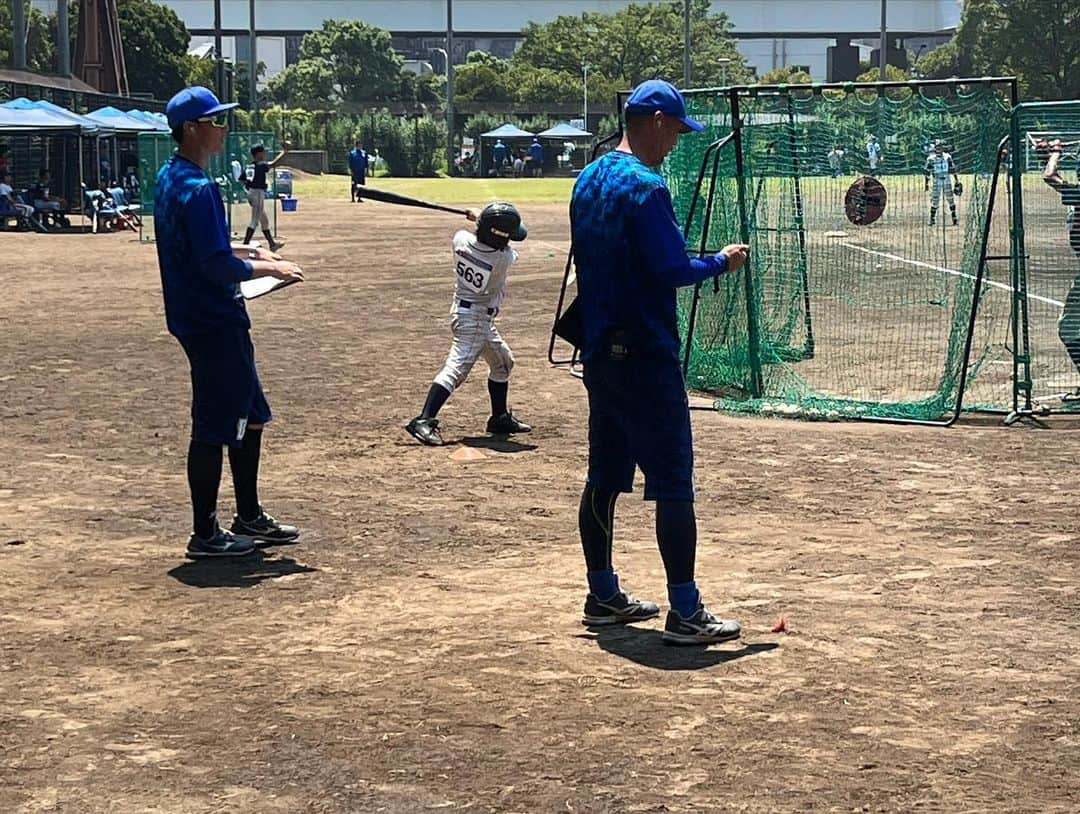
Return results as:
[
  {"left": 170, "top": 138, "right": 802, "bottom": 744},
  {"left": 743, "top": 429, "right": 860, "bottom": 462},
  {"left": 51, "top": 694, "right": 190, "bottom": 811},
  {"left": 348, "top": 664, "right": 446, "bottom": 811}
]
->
[
  {"left": 165, "top": 86, "right": 238, "bottom": 130},
  {"left": 624, "top": 79, "right": 704, "bottom": 133}
]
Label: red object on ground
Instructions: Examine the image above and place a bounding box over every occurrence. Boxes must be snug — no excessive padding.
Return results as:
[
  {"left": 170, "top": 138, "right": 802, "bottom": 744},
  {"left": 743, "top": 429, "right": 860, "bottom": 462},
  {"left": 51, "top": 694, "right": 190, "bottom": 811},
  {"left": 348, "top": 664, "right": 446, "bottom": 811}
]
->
[{"left": 771, "top": 615, "right": 788, "bottom": 634}]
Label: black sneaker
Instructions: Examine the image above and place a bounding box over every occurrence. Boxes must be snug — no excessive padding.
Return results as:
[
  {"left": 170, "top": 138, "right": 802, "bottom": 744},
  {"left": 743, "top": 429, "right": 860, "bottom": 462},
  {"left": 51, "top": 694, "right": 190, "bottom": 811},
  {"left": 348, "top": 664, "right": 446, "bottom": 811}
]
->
[
  {"left": 662, "top": 605, "right": 741, "bottom": 645},
  {"left": 582, "top": 590, "right": 660, "bottom": 626},
  {"left": 406, "top": 416, "right": 444, "bottom": 446},
  {"left": 486, "top": 411, "right": 532, "bottom": 435},
  {"left": 186, "top": 527, "right": 257, "bottom": 559},
  {"left": 230, "top": 510, "right": 300, "bottom": 545},
  {"left": 269, "top": 240, "right": 286, "bottom": 252}
]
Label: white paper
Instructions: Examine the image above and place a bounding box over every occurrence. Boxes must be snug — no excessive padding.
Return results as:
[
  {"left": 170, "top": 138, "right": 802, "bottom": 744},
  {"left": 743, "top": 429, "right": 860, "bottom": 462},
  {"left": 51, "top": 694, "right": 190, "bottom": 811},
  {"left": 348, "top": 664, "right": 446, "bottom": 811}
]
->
[{"left": 241, "top": 276, "right": 296, "bottom": 300}]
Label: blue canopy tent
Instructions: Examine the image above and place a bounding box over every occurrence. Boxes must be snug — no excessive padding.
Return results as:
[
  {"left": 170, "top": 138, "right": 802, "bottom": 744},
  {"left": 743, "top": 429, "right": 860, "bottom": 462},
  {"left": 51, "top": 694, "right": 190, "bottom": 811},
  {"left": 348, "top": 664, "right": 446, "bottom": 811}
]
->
[
  {"left": 0, "top": 103, "right": 89, "bottom": 217},
  {"left": 86, "top": 107, "right": 167, "bottom": 187},
  {"left": 537, "top": 122, "right": 594, "bottom": 175},
  {"left": 478, "top": 123, "right": 534, "bottom": 177}
]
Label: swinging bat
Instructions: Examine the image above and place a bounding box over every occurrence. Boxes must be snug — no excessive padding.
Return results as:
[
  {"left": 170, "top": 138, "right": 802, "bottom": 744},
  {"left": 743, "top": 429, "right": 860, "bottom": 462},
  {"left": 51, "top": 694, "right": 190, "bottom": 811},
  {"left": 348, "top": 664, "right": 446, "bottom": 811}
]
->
[{"left": 355, "top": 186, "right": 471, "bottom": 216}]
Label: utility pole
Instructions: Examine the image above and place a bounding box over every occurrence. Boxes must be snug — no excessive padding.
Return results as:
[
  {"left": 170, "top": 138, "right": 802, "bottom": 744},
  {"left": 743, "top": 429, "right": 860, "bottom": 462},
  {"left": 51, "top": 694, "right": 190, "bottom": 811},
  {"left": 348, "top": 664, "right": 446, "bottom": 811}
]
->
[
  {"left": 446, "top": 0, "right": 455, "bottom": 175},
  {"left": 879, "top": 0, "right": 888, "bottom": 80},
  {"left": 13, "top": 0, "right": 27, "bottom": 70},
  {"left": 214, "top": 0, "right": 225, "bottom": 100},
  {"left": 682, "top": 0, "right": 691, "bottom": 85},
  {"left": 583, "top": 63, "right": 589, "bottom": 129},
  {"left": 249, "top": 0, "right": 259, "bottom": 126},
  {"left": 57, "top": 0, "right": 71, "bottom": 76}
]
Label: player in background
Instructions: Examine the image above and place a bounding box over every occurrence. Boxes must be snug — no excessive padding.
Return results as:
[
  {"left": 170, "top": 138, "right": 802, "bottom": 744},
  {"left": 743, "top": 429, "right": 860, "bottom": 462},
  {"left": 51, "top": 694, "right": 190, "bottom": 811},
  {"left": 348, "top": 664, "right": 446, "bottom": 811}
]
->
[
  {"left": 866, "top": 134, "right": 882, "bottom": 174},
  {"left": 925, "top": 141, "right": 960, "bottom": 226},
  {"left": 1041, "top": 139, "right": 1080, "bottom": 390},
  {"left": 528, "top": 137, "right": 544, "bottom": 177},
  {"left": 242, "top": 142, "right": 289, "bottom": 250},
  {"left": 405, "top": 203, "right": 532, "bottom": 446},
  {"left": 348, "top": 140, "right": 369, "bottom": 202},
  {"left": 827, "top": 144, "right": 845, "bottom": 177}
]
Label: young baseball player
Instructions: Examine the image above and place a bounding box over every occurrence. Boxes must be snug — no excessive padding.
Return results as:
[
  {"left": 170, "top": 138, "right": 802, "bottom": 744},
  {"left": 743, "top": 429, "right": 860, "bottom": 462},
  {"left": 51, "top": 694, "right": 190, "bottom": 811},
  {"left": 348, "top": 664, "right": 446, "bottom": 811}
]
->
[
  {"left": 1042, "top": 139, "right": 1080, "bottom": 390},
  {"left": 405, "top": 202, "right": 532, "bottom": 446},
  {"left": 242, "top": 142, "right": 289, "bottom": 250},
  {"left": 925, "top": 141, "right": 960, "bottom": 226},
  {"left": 866, "top": 135, "right": 882, "bottom": 174}
]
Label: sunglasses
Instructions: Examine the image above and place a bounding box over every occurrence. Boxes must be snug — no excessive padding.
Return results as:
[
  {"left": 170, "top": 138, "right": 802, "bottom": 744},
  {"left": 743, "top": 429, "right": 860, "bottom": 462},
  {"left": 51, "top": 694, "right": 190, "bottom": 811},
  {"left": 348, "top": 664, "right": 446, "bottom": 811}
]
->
[{"left": 193, "top": 115, "right": 227, "bottom": 127}]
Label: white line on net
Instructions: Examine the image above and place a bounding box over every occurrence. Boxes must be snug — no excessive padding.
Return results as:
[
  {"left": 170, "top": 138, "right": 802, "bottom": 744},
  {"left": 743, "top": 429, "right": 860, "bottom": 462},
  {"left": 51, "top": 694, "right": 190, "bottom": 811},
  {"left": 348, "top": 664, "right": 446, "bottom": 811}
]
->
[{"left": 840, "top": 242, "right": 1065, "bottom": 308}]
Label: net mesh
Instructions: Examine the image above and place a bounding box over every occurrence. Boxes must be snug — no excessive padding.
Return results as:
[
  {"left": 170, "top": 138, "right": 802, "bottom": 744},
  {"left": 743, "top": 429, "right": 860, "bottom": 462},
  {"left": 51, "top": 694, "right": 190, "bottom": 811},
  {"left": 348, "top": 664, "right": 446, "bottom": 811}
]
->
[
  {"left": 136, "top": 131, "right": 275, "bottom": 242},
  {"left": 664, "top": 82, "right": 1013, "bottom": 421},
  {"left": 1009, "top": 103, "right": 1080, "bottom": 415}
]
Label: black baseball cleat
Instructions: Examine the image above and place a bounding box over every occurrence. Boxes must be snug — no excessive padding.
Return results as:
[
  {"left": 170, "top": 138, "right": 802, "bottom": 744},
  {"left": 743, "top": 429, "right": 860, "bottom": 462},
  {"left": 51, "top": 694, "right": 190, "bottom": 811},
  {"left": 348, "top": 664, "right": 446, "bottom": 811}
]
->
[
  {"left": 582, "top": 591, "right": 660, "bottom": 626},
  {"left": 406, "top": 416, "right": 444, "bottom": 446},
  {"left": 269, "top": 240, "right": 286, "bottom": 252},
  {"left": 486, "top": 411, "right": 532, "bottom": 435},
  {"left": 661, "top": 604, "right": 742, "bottom": 646},
  {"left": 186, "top": 527, "right": 257, "bottom": 559},
  {"left": 230, "top": 510, "right": 300, "bottom": 545}
]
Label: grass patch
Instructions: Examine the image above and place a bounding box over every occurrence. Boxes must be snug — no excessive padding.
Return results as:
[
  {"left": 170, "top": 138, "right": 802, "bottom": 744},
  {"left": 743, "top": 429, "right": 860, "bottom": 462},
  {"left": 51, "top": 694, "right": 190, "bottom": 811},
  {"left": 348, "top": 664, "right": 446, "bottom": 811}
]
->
[{"left": 292, "top": 174, "right": 575, "bottom": 204}]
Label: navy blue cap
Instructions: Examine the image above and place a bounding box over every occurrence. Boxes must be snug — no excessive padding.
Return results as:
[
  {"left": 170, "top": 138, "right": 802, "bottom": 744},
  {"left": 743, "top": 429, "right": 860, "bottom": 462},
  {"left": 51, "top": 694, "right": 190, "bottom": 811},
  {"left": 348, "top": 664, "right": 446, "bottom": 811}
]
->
[
  {"left": 624, "top": 79, "right": 704, "bottom": 133},
  {"left": 166, "top": 86, "right": 238, "bottom": 129}
]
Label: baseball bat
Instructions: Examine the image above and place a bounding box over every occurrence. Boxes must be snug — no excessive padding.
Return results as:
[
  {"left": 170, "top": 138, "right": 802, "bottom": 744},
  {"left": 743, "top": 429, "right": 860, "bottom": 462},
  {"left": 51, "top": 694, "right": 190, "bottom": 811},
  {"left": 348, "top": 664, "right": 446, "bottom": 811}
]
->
[{"left": 355, "top": 186, "right": 471, "bottom": 216}]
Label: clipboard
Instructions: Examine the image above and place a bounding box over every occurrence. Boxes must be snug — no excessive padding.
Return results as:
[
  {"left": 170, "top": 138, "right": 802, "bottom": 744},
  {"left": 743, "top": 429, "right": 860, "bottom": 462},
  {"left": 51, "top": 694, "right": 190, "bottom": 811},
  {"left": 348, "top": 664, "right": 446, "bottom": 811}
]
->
[{"left": 240, "top": 276, "right": 299, "bottom": 300}]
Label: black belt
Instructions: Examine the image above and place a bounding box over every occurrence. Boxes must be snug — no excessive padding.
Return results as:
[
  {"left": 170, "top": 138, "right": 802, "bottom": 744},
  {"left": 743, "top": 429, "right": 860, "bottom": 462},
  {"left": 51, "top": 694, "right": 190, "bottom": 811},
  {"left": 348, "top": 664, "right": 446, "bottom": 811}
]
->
[{"left": 459, "top": 299, "right": 495, "bottom": 315}]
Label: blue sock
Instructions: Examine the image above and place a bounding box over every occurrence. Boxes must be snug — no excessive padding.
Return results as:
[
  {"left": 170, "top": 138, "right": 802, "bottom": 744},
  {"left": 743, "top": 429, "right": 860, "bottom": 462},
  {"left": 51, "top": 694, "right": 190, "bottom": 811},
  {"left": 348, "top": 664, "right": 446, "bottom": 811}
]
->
[
  {"left": 587, "top": 569, "right": 619, "bottom": 600},
  {"left": 668, "top": 580, "right": 700, "bottom": 618}
]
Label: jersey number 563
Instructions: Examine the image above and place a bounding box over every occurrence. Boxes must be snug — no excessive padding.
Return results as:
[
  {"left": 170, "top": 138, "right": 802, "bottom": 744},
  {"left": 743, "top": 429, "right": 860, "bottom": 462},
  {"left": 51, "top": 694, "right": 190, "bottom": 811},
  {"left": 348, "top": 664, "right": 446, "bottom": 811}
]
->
[{"left": 456, "top": 260, "right": 485, "bottom": 291}]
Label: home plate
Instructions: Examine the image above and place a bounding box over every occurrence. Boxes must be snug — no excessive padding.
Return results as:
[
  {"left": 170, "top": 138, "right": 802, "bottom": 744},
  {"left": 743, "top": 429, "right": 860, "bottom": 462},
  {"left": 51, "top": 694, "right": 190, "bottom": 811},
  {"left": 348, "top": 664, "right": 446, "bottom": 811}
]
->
[{"left": 449, "top": 446, "right": 488, "bottom": 462}]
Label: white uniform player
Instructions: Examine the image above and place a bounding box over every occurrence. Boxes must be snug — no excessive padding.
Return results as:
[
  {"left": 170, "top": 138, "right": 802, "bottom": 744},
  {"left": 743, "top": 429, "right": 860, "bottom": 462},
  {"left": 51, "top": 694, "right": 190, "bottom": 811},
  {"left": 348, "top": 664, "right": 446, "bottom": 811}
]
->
[
  {"left": 925, "top": 143, "right": 960, "bottom": 226},
  {"left": 867, "top": 136, "right": 882, "bottom": 173},
  {"left": 406, "top": 202, "right": 533, "bottom": 447}
]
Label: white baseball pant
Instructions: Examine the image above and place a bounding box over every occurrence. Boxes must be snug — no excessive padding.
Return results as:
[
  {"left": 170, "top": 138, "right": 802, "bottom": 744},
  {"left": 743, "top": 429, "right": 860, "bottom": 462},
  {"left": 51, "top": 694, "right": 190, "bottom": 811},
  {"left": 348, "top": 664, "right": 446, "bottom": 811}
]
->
[
  {"left": 433, "top": 309, "right": 514, "bottom": 393},
  {"left": 930, "top": 177, "right": 955, "bottom": 208}
]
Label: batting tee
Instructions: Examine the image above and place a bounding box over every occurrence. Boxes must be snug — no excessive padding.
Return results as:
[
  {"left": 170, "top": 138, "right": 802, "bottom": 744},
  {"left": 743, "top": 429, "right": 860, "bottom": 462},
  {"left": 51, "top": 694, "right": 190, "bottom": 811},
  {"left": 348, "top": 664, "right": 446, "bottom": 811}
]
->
[
  {"left": 664, "top": 78, "right": 1017, "bottom": 424},
  {"left": 136, "top": 131, "right": 278, "bottom": 243}
]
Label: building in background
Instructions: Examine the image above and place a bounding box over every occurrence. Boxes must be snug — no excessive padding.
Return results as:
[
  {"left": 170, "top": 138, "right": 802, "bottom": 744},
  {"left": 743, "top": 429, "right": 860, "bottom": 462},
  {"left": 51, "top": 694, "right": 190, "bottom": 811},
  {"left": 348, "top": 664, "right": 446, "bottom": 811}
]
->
[{"left": 31, "top": 0, "right": 962, "bottom": 87}]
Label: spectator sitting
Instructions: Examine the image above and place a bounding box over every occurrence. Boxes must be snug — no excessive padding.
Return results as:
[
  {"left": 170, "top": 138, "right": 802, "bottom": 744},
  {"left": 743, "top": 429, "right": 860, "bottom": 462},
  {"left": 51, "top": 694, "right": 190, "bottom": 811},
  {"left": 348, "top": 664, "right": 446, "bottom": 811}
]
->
[
  {"left": 528, "top": 137, "right": 544, "bottom": 177},
  {"left": 30, "top": 170, "right": 69, "bottom": 228},
  {"left": 1, "top": 172, "right": 35, "bottom": 221}
]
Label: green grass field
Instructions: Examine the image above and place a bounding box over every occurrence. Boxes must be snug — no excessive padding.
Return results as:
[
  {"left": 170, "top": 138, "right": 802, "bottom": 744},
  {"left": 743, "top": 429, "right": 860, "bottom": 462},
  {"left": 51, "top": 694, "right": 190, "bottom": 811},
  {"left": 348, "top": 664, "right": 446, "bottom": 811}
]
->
[{"left": 292, "top": 174, "right": 576, "bottom": 204}]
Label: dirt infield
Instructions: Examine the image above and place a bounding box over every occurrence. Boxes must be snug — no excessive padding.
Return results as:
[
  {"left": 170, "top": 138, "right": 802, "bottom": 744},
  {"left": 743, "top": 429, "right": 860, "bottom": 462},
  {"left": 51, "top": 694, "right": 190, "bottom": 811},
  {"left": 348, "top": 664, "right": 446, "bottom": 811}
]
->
[{"left": 1, "top": 196, "right": 1079, "bottom": 813}]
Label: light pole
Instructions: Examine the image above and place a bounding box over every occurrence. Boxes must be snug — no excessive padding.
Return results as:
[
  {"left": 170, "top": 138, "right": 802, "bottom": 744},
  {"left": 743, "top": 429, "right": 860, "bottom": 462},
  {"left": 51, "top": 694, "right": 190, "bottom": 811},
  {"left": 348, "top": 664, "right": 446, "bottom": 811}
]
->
[
  {"left": 718, "top": 57, "right": 731, "bottom": 88},
  {"left": 249, "top": 0, "right": 258, "bottom": 126},
  {"left": 214, "top": 0, "right": 225, "bottom": 100},
  {"left": 683, "top": 0, "right": 691, "bottom": 85},
  {"left": 583, "top": 63, "right": 589, "bottom": 130},
  {"left": 879, "top": 0, "right": 888, "bottom": 80}
]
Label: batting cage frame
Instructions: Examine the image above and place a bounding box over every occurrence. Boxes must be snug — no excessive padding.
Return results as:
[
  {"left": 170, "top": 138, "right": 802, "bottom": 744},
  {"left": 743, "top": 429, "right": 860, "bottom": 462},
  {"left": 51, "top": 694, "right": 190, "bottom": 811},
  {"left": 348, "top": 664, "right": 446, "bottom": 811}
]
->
[{"left": 552, "top": 77, "right": 1023, "bottom": 426}]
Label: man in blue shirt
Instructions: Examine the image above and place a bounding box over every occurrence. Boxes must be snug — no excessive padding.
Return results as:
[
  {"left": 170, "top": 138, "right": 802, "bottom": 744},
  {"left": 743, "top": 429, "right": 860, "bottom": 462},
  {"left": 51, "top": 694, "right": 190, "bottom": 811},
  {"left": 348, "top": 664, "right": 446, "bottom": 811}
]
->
[
  {"left": 156, "top": 86, "right": 304, "bottom": 559},
  {"left": 492, "top": 139, "right": 507, "bottom": 175},
  {"left": 570, "top": 79, "right": 749, "bottom": 645},
  {"left": 528, "top": 137, "right": 544, "bottom": 177},
  {"left": 348, "top": 140, "right": 369, "bottom": 202}
]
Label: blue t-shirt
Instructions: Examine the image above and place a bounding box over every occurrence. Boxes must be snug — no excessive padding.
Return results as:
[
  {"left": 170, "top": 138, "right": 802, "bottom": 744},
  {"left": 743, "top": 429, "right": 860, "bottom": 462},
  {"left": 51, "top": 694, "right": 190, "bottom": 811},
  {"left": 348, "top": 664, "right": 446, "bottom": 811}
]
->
[
  {"left": 348, "top": 148, "right": 369, "bottom": 175},
  {"left": 154, "top": 154, "right": 253, "bottom": 338},
  {"left": 529, "top": 141, "right": 543, "bottom": 162},
  {"left": 570, "top": 150, "right": 728, "bottom": 363}
]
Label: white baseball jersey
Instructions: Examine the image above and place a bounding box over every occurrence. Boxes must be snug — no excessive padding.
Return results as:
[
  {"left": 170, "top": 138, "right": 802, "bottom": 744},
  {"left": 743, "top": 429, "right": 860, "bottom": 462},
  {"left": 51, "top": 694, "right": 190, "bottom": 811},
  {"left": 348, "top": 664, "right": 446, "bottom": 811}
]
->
[
  {"left": 867, "top": 141, "right": 882, "bottom": 159},
  {"left": 926, "top": 152, "right": 955, "bottom": 177},
  {"left": 451, "top": 229, "right": 518, "bottom": 312}
]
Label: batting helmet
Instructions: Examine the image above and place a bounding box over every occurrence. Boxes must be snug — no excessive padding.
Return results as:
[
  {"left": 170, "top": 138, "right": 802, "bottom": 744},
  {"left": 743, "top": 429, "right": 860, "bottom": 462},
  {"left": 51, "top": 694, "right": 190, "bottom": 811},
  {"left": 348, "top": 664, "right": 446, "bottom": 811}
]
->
[{"left": 477, "top": 202, "right": 527, "bottom": 248}]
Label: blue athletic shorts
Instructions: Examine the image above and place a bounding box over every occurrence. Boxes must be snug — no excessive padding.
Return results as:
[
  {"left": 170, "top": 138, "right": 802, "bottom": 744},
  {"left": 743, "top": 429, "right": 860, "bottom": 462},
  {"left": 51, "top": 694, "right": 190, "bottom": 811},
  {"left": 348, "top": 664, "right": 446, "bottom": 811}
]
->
[
  {"left": 583, "top": 355, "right": 694, "bottom": 501},
  {"left": 178, "top": 328, "right": 271, "bottom": 447}
]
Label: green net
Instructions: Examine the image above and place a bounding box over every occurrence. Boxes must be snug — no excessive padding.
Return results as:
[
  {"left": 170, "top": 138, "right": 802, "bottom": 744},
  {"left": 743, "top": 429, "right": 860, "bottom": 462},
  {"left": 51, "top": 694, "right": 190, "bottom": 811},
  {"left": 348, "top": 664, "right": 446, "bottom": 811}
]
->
[
  {"left": 136, "top": 131, "right": 275, "bottom": 243},
  {"left": 664, "top": 81, "right": 1014, "bottom": 422},
  {"left": 1008, "top": 102, "right": 1080, "bottom": 415}
]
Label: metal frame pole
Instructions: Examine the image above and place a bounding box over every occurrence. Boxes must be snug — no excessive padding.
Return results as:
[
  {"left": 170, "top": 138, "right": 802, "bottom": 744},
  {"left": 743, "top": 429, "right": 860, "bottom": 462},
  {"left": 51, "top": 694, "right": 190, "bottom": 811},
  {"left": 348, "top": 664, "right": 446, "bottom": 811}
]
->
[
  {"left": 446, "top": 0, "right": 455, "bottom": 175},
  {"left": 214, "top": 0, "right": 225, "bottom": 99},
  {"left": 879, "top": 0, "right": 888, "bottom": 80},
  {"left": 13, "top": 0, "right": 27, "bottom": 70},
  {"left": 730, "top": 88, "right": 764, "bottom": 396},
  {"left": 249, "top": 0, "right": 258, "bottom": 127},
  {"left": 57, "top": 0, "right": 71, "bottom": 76},
  {"left": 683, "top": 0, "right": 691, "bottom": 85}
]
